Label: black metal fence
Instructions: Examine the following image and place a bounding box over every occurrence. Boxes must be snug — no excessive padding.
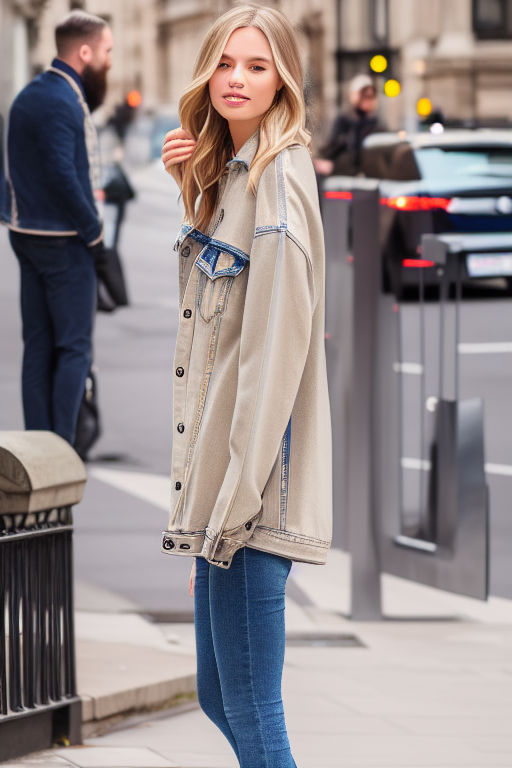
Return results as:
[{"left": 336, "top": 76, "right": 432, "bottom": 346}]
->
[{"left": 0, "top": 506, "right": 81, "bottom": 760}]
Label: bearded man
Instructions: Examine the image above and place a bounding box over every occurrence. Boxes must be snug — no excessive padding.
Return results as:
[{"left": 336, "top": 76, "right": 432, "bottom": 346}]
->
[{"left": 2, "top": 11, "right": 112, "bottom": 445}]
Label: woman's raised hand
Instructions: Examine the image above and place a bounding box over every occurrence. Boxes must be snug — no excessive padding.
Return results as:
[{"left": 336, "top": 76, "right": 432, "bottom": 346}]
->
[{"left": 162, "top": 127, "right": 196, "bottom": 184}]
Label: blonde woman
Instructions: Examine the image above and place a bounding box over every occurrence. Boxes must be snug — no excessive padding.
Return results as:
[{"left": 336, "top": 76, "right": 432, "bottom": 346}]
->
[{"left": 161, "top": 5, "right": 332, "bottom": 766}]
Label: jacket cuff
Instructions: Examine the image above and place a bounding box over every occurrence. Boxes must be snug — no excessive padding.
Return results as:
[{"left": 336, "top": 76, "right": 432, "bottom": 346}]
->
[
  {"left": 87, "top": 223, "right": 103, "bottom": 248},
  {"left": 201, "top": 514, "right": 261, "bottom": 568}
]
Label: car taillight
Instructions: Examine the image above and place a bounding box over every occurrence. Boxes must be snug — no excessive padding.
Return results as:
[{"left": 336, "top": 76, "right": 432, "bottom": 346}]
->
[
  {"left": 324, "top": 190, "right": 353, "bottom": 200},
  {"left": 402, "top": 259, "right": 435, "bottom": 268},
  {"left": 381, "top": 196, "right": 452, "bottom": 211}
]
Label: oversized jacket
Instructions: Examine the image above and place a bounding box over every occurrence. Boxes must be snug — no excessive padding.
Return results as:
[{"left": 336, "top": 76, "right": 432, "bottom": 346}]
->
[
  {"left": 1, "top": 58, "right": 102, "bottom": 245},
  {"left": 162, "top": 132, "right": 332, "bottom": 569}
]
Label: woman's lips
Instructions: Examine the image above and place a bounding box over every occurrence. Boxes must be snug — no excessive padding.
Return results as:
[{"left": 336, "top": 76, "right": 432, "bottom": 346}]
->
[{"left": 223, "top": 93, "right": 249, "bottom": 104}]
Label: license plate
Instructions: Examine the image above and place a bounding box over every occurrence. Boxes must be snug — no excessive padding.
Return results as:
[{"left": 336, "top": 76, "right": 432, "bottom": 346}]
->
[{"left": 466, "top": 252, "right": 512, "bottom": 277}]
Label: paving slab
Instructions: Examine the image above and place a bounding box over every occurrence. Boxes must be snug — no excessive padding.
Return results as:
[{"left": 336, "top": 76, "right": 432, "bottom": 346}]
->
[
  {"left": 77, "top": 636, "right": 196, "bottom": 725},
  {"left": 53, "top": 745, "right": 178, "bottom": 767}
]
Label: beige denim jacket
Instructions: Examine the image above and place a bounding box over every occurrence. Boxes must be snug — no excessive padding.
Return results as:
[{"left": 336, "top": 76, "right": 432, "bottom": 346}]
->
[{"left": 162, "top": 133, "right": 332, "bottom": 568}]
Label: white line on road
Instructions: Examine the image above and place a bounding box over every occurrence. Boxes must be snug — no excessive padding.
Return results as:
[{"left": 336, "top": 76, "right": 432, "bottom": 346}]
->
[
  {"left": 89, "top": 467, "right": 170, "bottom": 511},
  {"left": 458, "top": 342, "right": 512, "bottom": 354},
  {"left": 393, "top": 362, "right": 424, "bottom": 375},
  {"left": 402, "top": 457, "right": 512, "bottom": 478}
]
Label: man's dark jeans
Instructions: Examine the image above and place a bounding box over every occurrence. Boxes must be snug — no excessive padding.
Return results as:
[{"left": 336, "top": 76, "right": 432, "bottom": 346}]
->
[{"left": 9, "top": 231, "right": 96, "bottom": 444}]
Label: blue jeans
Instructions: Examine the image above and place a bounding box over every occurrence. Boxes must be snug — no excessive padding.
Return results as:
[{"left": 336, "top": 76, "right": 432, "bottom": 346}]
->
[
  {"left": 194, "top": 547, "right": 297, "bottom": 768},
  {"left": 9, "top": 231, "right": 96, "bottom": 444}
]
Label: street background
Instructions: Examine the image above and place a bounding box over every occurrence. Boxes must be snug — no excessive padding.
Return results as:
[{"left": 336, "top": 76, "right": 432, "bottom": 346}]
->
[
  {"left": 2, "top": 144, "right": 512, "bottom": 609},
  {"left": 2, "top": 0, "right": 512, "bottom": 766}
]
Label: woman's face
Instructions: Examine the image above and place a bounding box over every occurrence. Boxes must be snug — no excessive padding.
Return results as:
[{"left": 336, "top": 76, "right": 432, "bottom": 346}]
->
[{"left": 209, "top": 26, "right": 283, "bottom": 148}]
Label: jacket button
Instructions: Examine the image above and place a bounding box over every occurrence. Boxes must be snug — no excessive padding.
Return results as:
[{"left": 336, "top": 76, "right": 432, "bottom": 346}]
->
[
  {"left": 177, "top": 422, "right": 185, "bottom": 433},
  {"left": 176, "top": 366, "right": 184, "bottom": 377},
  {"left": 181, "top": 245, "right": 191, "bottom": 257},
  {"left": 245, "top": 521, "right": 252, "bottom": 531},
  {"left": 183, "top": 309, "right": 192, "bottom": 319},
  {"left": 175, "top": 481, "right": 182, "bottom": 490},
  {"left": 163, "top": 538, "right": 175, "bottom": 550}
]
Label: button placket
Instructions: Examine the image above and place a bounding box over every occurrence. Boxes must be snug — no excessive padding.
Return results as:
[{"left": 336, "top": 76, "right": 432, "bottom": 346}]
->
[{"left": 172, "top": 267, "right": 198, "bottom": 494}]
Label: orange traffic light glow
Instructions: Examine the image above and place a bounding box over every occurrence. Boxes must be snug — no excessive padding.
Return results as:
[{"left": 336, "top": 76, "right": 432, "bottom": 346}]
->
[{"left": 126, "top": 90, "right": 142, "bottom": 108}]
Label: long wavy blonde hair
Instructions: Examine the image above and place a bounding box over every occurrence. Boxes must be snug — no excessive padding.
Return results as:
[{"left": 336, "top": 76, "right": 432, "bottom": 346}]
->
[{"left": 179, "top": 4, "right": 310, "bottom": 231}]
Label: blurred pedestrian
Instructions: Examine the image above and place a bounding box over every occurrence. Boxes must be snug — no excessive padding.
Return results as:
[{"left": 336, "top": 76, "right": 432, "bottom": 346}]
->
[
  {"left": 2, "top": 11, "right": 112, "bottom": 445},
  {"left": 161, "top": 5, "right": 332, "bottom": 766},
  {"left": 315, "top": 73, "right": 386, "bottom": 177}
]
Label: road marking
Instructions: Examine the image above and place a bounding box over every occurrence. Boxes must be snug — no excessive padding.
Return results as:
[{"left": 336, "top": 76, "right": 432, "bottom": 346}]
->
[
  {"left": 401, "top": 457, "right": 431, "bottom": 471},
  {"left": 89, "top": 467, "right": 170, "bottom": 511},
  {"left": 393, "top": 362, "right": 423, "bottom": 375},
  {"left": 402, "top": 457, "right": 512, "bottom": 478},
  {"left": 485, "top": 462, "right": 512, "bottom": 477},
  {"left": 459, "top": 342, "right": 512, "bottom": 354}
]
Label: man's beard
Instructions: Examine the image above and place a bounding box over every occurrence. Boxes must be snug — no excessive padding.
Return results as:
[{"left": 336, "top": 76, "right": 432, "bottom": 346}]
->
[{"left": 82, "top": 64, "right": 108, "bottom": 112}]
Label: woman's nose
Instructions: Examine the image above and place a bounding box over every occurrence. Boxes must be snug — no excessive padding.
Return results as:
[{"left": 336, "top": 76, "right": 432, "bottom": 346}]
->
[{"left": 229, "top": 63, "right": 244, "bottom": 84}]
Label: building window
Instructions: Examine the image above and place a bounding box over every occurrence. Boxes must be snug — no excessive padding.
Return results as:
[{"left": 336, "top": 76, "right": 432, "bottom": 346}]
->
[
  {"left": 370, "top": 0, "right": 388, "bottom": 43},
  {"left": 473, "top": 0, "right": 512, "bottom": 38}
]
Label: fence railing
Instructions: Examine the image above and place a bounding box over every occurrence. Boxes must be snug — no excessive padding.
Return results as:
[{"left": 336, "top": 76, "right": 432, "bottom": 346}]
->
[{"left": 0, "top": 431, "right": 86, "bottom": 761}]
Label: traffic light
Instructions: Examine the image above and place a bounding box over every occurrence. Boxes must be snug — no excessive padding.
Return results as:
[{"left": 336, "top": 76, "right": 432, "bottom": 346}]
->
[
  {"left": 384, "top": 78, "right": 401, "bottom": 98},
  {"left": 370, "top": 54, "right": 388, "bottom": 74},
  {"left": 417, "top": 97, "right": 433, "bottom": 118}
]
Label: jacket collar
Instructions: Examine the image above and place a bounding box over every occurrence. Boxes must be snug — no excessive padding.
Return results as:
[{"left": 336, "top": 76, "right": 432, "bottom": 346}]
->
[
  {"left": 50, "top": 58, "right": 86, "bottom": 100},
  {"left": 225, "top": 131, "right": 259, "bottom": 171}
]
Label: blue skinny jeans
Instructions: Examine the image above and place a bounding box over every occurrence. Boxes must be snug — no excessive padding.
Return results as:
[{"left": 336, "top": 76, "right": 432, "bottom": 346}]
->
[{"left": 194, "top": 547, "right": 297, "bottom": 768}]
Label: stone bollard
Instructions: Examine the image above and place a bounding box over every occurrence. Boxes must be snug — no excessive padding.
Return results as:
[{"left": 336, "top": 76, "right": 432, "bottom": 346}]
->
[{"left": 0, "top": 431, "right": 86, "bottom": 762}]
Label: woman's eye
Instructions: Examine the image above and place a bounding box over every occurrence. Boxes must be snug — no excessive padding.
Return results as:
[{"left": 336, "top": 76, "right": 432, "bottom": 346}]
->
[
  {"left": 251, "top": 65, "right": 265, "bottom": 72},
  {"left": 218, "top": 62, "right": 229, "bottom": 69}
]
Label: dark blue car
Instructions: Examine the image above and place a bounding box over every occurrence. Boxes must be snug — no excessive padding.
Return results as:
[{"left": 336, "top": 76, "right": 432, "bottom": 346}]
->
[{"left": 347, "top": 130, "right": 512, "bottom": 295}]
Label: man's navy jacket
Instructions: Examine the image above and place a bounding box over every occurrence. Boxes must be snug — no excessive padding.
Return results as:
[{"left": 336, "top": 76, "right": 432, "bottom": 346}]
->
[{"left": 1, "top": 59, "right": 101, "bottom": 245}]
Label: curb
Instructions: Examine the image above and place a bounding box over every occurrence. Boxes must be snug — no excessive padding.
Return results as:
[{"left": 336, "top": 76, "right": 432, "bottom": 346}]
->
[{"left": 76, "top": 637, "right": 197, "bottom": 737}]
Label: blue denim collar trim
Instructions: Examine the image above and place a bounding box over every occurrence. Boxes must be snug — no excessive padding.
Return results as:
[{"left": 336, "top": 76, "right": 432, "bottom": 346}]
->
[
  {"left": 51, "top": 58, "right": 86, "bottom": 99},
  {"left": 225, "top": 131, "right": 259, "bottom": 171}
]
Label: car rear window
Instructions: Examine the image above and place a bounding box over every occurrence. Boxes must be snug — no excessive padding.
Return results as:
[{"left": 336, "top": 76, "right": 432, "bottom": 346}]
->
[{"left": 415, "top": 147, "right": 512, "bottom": 179}]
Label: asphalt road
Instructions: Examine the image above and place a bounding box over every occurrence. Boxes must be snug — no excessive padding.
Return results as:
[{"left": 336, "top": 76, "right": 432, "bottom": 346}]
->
[{"left": 1, "top": 157, "right": 511, "bottom": 614}]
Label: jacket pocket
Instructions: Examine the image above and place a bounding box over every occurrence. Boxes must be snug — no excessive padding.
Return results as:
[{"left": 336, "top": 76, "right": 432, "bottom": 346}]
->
[{"left": 195, "top": 245, "right": 247, "bottom": 323}]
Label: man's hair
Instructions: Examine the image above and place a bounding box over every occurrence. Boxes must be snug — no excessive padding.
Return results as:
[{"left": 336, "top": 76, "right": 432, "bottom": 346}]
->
[{"left": 55, "top": 10, "right": 107, "bottom": 56}]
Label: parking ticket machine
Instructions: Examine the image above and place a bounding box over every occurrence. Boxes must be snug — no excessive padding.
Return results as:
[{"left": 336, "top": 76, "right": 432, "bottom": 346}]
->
[{"left": 322, "top": 178, "right": 510, "bottom": 617}]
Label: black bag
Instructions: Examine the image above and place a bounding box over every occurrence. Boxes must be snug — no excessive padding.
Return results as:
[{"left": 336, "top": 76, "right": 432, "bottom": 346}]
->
[
  {"left": 103, "top": 163, "right": 136, "bottom": 205},
  {"left": 95, "top": 245, "right": 129, "bottom": 308},
  {"left": 74, "top": 368, "right": 101, "bottom": 461}
]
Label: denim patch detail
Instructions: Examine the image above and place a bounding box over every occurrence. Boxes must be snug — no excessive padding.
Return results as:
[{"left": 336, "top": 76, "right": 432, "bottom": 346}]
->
[
  {"left": 276, "top": 153, "right": 287, "bottom": 229},
  {"left": 173, "top": 223, "right": 193, "bottom": 252},
  {"left": 182, "top": 227, "right": 250, "bottom": 265},
  {"left": 196, "top": 270, "right": 235, "bottom": 323},
  {"left": 196, "top": 244, "right": 248, "bottom": 281},
  {"left": 254, "top": 225, "right": 287, "bottom": 236},
  {"left": 256, "top": 525, "right": 331, "bottom": 548},
  {"left": 279, "top": 417, "right": 292, "bottom": 530},
  {"left": 225, "top": 157, "right": 249, "bottom": 170}
]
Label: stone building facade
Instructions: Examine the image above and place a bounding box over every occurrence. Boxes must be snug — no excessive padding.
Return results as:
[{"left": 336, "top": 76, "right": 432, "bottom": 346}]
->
[{"left": 2, "top": 0, "right": 512, "bottom": 140}]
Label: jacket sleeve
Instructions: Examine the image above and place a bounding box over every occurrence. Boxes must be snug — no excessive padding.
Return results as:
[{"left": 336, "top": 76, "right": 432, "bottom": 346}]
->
[
  {"left": 39, "top": 101, "right": 102, "bottom": 245},
  {"left": 201, "top": 228, "right": 315, "bottom": 566}
]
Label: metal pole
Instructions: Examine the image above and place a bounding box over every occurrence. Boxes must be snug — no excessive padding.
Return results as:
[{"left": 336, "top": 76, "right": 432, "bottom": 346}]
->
[{"left": 348, "top": 185, "right": 382, "bottom": 620}]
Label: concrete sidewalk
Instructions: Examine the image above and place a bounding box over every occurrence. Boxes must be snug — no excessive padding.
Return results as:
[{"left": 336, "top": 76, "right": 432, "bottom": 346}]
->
[{"left": 5, "top": 548, "right": 512, "bottom": 768}]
